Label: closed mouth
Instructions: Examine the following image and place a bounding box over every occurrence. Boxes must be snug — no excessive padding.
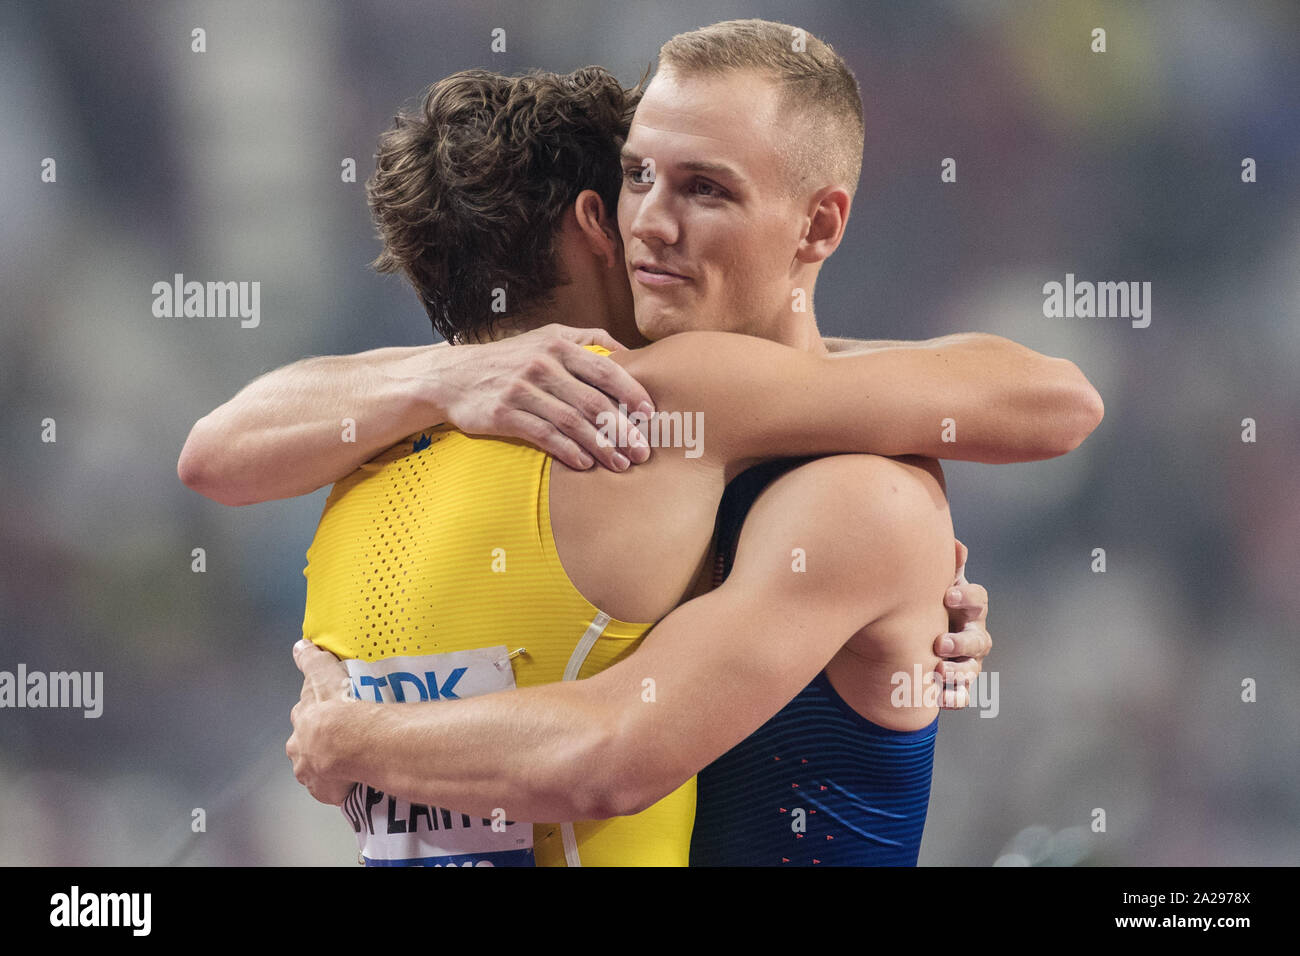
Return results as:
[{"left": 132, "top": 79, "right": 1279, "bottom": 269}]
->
[{"left": 633, "top": 261, "right": 691, "bottom": 283}]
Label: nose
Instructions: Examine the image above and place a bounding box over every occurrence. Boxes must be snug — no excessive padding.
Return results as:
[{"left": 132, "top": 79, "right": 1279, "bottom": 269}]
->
[{"left": 627, "top": 176, "right": 679, "bottom": 248}]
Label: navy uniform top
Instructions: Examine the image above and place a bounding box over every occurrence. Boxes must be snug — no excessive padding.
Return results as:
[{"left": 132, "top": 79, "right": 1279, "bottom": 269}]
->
[{"left": 690, "top": 461, "right": 939, "bottom": 866}]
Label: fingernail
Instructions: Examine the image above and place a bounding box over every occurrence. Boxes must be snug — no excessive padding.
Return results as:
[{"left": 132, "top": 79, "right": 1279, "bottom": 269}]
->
[
  {"left": 947, "top": 588, "right": 962, "bottom": 604},
  {"left": 628, "top": 428, "right": 648, "bottom": 447},
  {"left": 613, "top": 452, "right": 630, "bottom": 471},
  {"left": 628, "top": 443, "right": 650, "bottom": 463},
  {"left": 294, "top": 639, "right": 310, "bottom": 651},
  {"left": 637, "top": 400, "right": 656, "bottom": 417},
  {"left": 939, "top": 636, "right": 955, "bottom": 655}
]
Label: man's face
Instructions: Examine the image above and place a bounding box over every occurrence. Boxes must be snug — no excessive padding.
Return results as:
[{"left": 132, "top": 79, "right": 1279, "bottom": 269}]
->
[{"left": 617, "top": 69, "right": 809, "bottom": 341}]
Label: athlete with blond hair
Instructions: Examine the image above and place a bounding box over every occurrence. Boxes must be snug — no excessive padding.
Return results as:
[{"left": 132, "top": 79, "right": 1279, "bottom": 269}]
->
[{"left": 187, "top": 21, "right": 1101, "bottom": 866}]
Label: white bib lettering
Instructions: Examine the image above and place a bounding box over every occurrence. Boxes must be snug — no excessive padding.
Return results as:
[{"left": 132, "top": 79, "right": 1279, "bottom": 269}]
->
[{"left": 341, "top": 648, "right": 534, "bottom": 867}]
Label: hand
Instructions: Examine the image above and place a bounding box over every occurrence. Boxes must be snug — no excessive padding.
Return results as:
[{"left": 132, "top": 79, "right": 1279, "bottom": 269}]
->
[
  {"left": 286, "top": 640, "right": 356, "bottom": 806},
  {"left": 933, "top": 539, "right": 991, "bottom": 709},
  {"left": 432, "top": 324, "right": 656, "bottom": 472}
]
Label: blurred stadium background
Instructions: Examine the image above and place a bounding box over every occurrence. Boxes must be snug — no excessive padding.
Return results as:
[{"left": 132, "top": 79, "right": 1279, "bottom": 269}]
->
[{"left": 1, "top": 0, "right": 1297, "bottom": 865}]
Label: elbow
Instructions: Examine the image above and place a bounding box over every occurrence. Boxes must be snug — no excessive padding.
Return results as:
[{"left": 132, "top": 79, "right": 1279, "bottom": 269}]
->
[
  {"left": 578, "top": 787, "right": 643, "bottom": 822},
  {"left": 559, "top": 709, "right": 670, "bottom": 820},
  {"left": 177, "top": 419, "right": 249, "bottom": 506},
  {"left": 592, "top": 776, "right": 666, "bottom": 821},
  {"left": 1037, "top": 360, "right": 1105, "bottom": 459},
  {"left": 176, "top": 424, "right": 211, "bottom": 493}
]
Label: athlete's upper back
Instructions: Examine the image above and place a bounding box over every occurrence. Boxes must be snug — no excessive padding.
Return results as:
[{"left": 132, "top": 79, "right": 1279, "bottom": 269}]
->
[
  {"left": 302, "top": 347, "right": 713, "bottom": 866},
  {"left": 304, "top": 423, "right": 646, "bottom": 671}
]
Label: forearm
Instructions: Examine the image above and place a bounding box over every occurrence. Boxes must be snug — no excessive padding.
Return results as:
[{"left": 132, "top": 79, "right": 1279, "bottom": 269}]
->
[
  {"left": 309, "top": 560, "right": 865, "bottom": 823},
  {"left": 326, "top": 590, "right": 842, "bottom": 822},
  {"left": 178, "top": 345, "right": 446, "bottom": 505},
  {"left": 321, "top": 683, "right": 624, "bottom": 822},
  {"left": 817, "top": 333, "right": 1104, "bottom": 463},
  {"left": 628, "top": 330, "right": 1103, "bottom": 467}
]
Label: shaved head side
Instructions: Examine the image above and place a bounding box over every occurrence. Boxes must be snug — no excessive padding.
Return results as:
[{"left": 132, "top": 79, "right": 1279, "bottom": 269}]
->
[{"left": 657, "top": 18, "right": 864, "bottom": 199}]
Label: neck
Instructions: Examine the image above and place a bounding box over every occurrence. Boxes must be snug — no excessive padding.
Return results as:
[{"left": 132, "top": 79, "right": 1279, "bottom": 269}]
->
[
  {"left": 771, "top": 310, "right": 829, "bottom": 355},
  {"left": 734, "top": 263, "right": 830, "bottom": 353},
  {"left": 468, "top": 279, "right": 643, "bottom": 347},
  {"left": 747, "top": 283, "right": 829, "bottom": 354}
]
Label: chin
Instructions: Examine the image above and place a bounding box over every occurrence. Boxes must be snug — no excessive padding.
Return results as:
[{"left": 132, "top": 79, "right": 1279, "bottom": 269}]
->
[{"left": 633, "top": 308, "right": 683, "bottom": 342}]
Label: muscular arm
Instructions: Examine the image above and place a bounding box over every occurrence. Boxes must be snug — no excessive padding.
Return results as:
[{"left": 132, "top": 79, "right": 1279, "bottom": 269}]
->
[
  {"left": 614, "top": 330, "right": 1103, "bottom": 467},
  {"left": 179, "top": 345, "right": 443, "bottom": 505},
  {"left": 178, "top": 326, "right": 655, "bottom": 505},
  {"left": 293, "top": 455, "right": 953, "bottom": 821},
  {"left": 182, "top": 321, "right": 1100, "bottom": 504}
]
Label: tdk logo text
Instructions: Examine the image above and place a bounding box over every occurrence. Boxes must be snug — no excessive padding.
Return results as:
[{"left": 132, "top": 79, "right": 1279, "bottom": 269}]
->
[{"left": 352, "top": 668, "right": 467, "bottom": 702}]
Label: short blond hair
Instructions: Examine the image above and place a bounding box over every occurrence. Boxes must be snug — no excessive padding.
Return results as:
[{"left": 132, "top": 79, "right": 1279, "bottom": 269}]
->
[{"left": 658, "top": 19, "right": 864, "bottom": 196}]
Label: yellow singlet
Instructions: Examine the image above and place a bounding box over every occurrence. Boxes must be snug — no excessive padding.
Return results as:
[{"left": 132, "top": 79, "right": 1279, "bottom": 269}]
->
[{"left": 301, "top": 348, "right": 694, "bottom": 867}]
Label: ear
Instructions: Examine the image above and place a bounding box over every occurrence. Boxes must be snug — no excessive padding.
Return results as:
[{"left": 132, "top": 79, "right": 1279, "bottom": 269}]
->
[
  {"left": 794, "top": 186, "right": 851, "bottom": 265},
  {"left": 573, "top": 189, "right": 621, "bottom": 268}
]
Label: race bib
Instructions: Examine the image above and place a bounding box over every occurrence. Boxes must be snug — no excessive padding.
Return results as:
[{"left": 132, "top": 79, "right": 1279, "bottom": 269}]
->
[{"left": 341, "top": 647, "right": 535, "bottom": 867}]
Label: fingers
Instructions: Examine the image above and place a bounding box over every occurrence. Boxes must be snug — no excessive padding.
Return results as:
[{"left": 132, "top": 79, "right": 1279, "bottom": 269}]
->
[
  {"left": 923, "top": 667, "right": 972, "bottom": 710},
  {"left": 288, "top": 698, "right": 354, "bottom": 806},
  {"left": 293, "top": 638, "right": 341, "bottom": 673},
  {"left": 526, "top": 368, "right": 651, "bottom": 470},
  {"left": 935, "top": 621, "right": 991, "bottom": 660},
  {"left": 552, "top": 341, "right": 655, "bottom": 469},
  {"left": 293, "top": 639, "right": 353, "bottom": 702},
  {"left": 554, "top": 338, "right": 655, "bottom": 420},
  {"left": 933, "top": 554, "right": 989, "bottom": 711},
  {"left": 546, "top": 323, "right": 628, "bottom": 353},
  {"left": 932, "top": 658, "right": 977, "bottom": 710},
  {"left": 495, "top": 407, "right": 596, "bottom": 471},
  {"left": 499, "top": 388, "right": 645, "bottom": 473},
  {"left": 485, "top": 328, "right": 656, "bottom": 471},
  {"left": 939, "top": 682, "right": 972, "bottom": 710},
  {"left": 936, "top": 654, "right": 981, "bottom": 687},
  {"left": 944, "top": 579, "right": 988, "bottom": 627}
]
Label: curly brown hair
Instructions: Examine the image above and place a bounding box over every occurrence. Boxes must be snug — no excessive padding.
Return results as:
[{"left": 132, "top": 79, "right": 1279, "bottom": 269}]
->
[{"left": 366, "top": 67, "right": 642, "bottom": 343}]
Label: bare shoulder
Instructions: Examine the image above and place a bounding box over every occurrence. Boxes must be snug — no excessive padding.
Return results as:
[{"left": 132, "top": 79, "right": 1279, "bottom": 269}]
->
[
  {"left": 714, "top": 454, "right": 954, "bottom": 634},
  {"left": 751, "top": 454, "right": 948, "bottom": 525},
  {"left": 608, "top": 331, "right": 803, "bottom": 407},
  {"left": 731, "top": 454, "right": 953, "bottom": 593},
  {"left": 608, "top": 330, "right": 785, "bottom": 370}
]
